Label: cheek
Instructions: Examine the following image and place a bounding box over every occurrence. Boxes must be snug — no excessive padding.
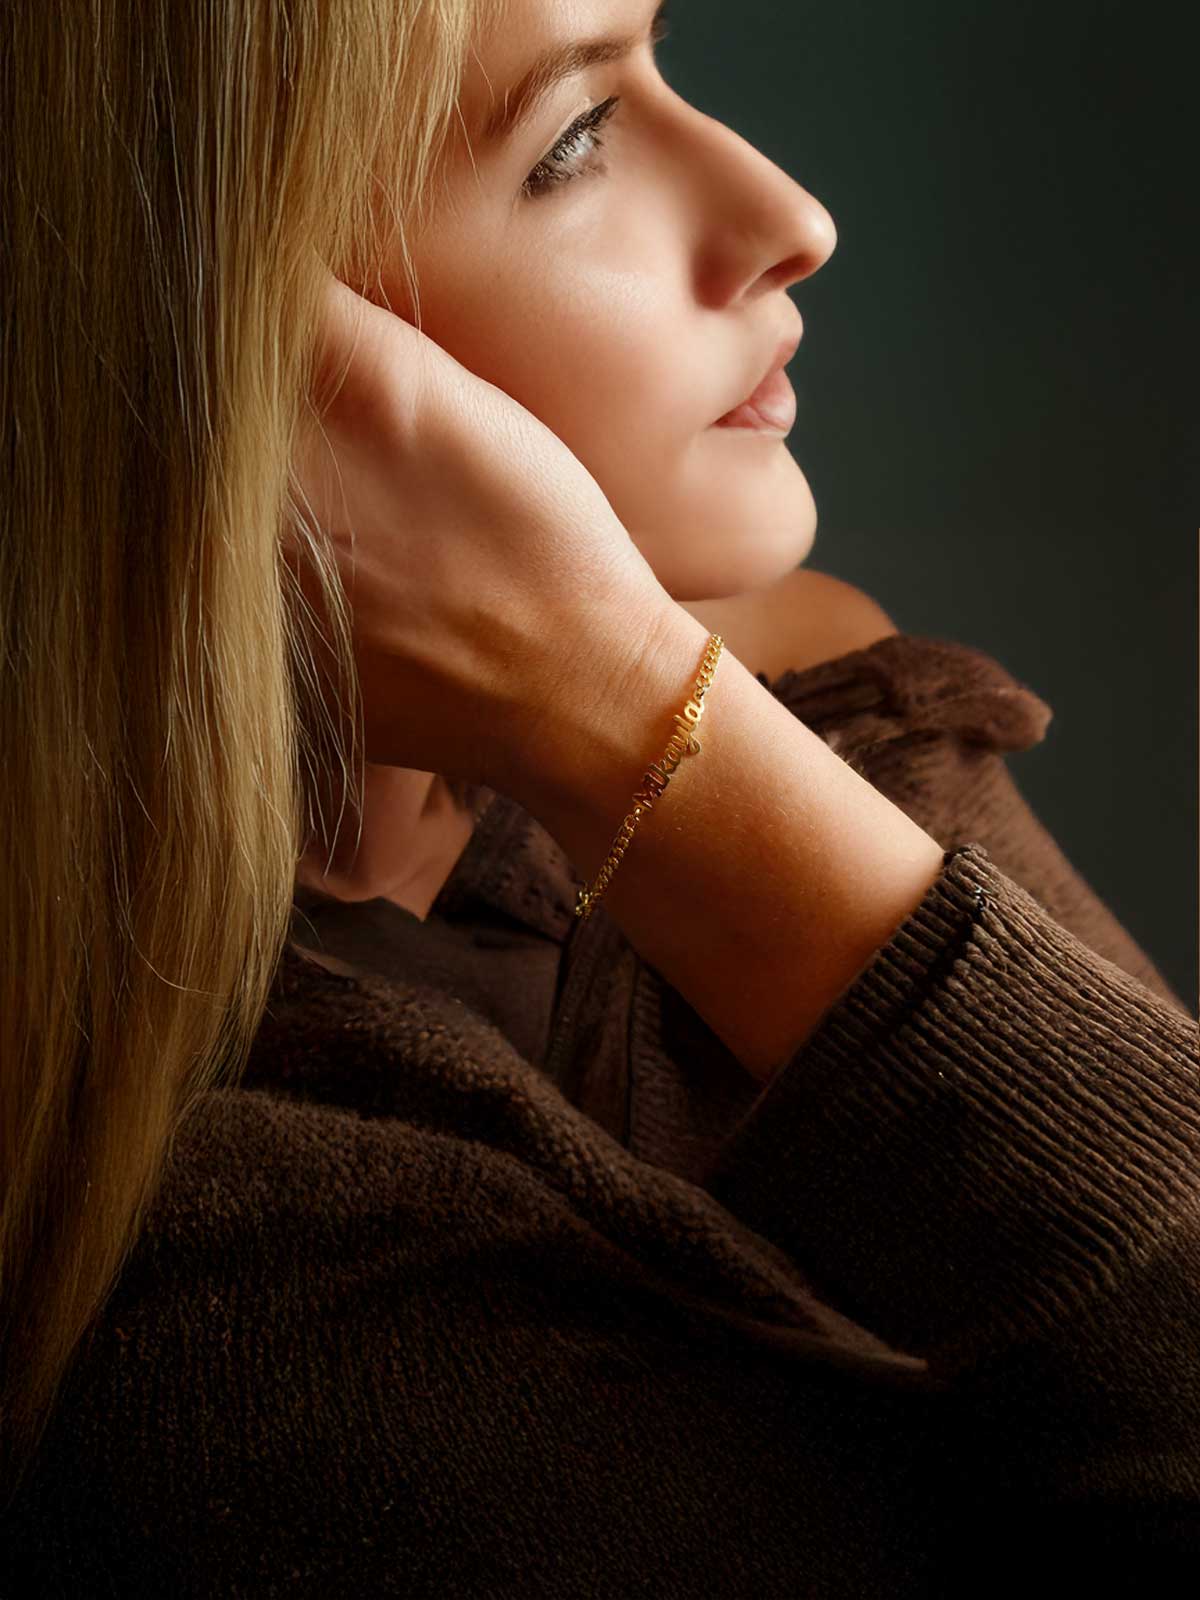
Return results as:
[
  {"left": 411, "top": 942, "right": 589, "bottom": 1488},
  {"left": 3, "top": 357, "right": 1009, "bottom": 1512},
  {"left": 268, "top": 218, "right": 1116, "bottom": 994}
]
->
[
  {"left": 417, "top": 271, "right": 596, "bottom": 419},
  {"left": 519, "top": 294, "right": 690, "bottom": 454},
  {"left": 475, "top": 299, "right": 672, "bottom": 457},
  {"left": 405, "top": 246, "right": 688, "bottom": 459}
]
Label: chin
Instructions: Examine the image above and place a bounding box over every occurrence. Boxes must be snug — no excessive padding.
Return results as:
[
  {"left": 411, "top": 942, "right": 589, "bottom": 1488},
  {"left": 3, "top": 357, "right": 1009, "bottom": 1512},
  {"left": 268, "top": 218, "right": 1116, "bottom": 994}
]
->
[
  {"left": 650, "top": 486, "right": 818, "bottom": 604},
  {"left": 640, "top": 454, "right": 819, "bottom": 601},
  {"left": 607, "top": 445, "right": 819, "bottom": 601}
]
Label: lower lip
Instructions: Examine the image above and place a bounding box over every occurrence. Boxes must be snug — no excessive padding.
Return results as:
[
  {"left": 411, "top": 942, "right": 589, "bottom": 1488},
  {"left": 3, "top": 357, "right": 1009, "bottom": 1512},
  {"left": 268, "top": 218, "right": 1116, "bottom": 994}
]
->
[{"left": 712, "top": 365, "right": 797, "bottom": 435}]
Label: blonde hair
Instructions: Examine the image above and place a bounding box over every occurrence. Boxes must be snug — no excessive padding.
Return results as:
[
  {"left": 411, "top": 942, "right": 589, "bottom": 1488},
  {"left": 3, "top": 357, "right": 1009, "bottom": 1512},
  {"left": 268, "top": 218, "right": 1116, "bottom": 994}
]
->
[{"left": 0, "top": 0, "right": 503, "bottom": 1489}]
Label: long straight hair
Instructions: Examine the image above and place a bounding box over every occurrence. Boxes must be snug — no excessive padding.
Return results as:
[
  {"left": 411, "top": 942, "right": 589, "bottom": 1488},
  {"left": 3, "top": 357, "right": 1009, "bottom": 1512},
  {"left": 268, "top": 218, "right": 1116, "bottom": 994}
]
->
[{"left": 0, "top": 0, "right": 501, "bottom": 1489}]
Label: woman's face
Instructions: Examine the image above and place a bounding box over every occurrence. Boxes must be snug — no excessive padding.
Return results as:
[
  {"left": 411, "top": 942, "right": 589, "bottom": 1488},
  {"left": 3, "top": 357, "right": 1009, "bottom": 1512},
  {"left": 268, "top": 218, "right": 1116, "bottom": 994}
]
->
[{"left": 383, "top": 0, "right": 838, "bottom": 603}]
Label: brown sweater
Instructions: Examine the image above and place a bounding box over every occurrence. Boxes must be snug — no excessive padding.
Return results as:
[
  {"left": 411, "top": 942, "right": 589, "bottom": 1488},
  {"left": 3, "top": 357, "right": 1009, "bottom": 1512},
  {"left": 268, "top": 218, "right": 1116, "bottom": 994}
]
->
[{"left": 3, "top": 633, "right": 1197, "bottom": 1597}]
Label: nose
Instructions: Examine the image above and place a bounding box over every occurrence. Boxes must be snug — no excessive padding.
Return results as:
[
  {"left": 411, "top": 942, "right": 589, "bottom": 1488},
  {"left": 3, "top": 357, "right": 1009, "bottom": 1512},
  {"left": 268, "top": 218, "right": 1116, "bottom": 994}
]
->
[{"left": 674, "top": 99, "right": 838, "bottom": 305}]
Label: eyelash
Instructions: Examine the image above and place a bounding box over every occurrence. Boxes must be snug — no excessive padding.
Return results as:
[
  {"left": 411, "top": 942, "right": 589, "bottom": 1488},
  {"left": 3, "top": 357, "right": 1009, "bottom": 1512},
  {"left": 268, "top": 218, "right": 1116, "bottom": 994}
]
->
[
  {"left": 521, "top": 97, "right": 622, "bottom": 200},
  {"left": 520, "top": 13, "right": 673, "bottom": 201}
]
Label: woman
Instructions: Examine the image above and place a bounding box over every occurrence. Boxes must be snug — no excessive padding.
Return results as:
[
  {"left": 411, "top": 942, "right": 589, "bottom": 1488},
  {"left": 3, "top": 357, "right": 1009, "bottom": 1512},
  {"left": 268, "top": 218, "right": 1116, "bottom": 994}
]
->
[{"left": 2, "top": 0, "right": 1195, "bottom": 1593}]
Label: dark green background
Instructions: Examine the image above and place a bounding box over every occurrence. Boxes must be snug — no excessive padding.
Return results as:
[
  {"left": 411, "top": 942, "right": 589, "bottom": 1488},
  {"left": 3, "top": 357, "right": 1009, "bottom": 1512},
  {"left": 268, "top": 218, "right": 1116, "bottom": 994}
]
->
[{"left": 661, "top": 0, "right": 1195, "bottom": 1013}]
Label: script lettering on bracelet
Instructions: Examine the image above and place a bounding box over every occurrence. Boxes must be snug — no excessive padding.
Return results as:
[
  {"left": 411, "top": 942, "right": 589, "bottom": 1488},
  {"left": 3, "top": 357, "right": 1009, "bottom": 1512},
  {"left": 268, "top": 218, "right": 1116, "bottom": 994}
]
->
[{"left": 573, "top": 634, "right": 723, "bottom": 922}]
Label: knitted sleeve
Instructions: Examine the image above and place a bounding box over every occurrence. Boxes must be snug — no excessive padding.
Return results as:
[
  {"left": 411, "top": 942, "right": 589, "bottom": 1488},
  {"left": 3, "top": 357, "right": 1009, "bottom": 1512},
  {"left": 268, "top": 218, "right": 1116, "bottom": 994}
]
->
[{"left": 700, "top": 839, "right": 1200, "bottom": 1571}]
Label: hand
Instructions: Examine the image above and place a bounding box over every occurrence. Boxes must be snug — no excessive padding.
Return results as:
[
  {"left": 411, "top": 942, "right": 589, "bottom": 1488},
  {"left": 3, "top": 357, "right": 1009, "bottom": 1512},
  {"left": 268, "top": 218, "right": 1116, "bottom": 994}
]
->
[{"left": 287, "top": 272, "right": 673, "bottom": 800}]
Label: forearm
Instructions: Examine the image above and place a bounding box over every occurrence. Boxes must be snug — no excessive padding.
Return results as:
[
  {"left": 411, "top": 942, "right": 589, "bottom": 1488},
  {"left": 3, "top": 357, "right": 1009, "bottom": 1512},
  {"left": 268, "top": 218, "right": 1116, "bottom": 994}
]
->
[{"left": 514, "top": 603, "right": 948, "bottom": 1085}]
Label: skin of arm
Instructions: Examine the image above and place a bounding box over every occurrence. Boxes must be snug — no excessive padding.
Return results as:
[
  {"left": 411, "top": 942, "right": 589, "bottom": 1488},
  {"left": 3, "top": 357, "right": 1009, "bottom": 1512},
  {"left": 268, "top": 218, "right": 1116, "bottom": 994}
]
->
[
  {"left": 295, "top": 567, "right": 901, "bottom": 924},
  {"left": 511, "top": 597, "right": 946, "bottom": 1086}
]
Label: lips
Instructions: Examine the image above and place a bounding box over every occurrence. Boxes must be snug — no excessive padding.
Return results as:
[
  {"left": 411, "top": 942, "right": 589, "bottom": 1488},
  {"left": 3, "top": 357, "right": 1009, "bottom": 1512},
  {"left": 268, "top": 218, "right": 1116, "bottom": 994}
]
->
[
  {"left": 713, "top": 327, "right": 803, "bottom": 432},
  {"left": 713, "top": 365, "right": 797, "bottom": 432}
]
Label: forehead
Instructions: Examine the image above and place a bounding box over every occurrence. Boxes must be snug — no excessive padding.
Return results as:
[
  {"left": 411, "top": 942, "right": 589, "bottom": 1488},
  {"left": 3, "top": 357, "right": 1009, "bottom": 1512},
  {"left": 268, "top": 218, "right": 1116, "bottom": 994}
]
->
[
  {"left": 468, "top": 0, "right": 588, "bottom": 74},
  {"left": 459, "top": 0, "right": 642, "bottom": 143}
]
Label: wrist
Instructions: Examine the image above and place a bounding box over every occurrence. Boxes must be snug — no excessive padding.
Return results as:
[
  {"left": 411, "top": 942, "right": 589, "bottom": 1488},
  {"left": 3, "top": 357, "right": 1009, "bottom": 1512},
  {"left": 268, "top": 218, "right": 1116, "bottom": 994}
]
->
[
  {"left": 506, "top": 598, "right": 715, "bottom": 838},
  {"left": 503, "top": 598, "right": 946, "bottom": 1082}
]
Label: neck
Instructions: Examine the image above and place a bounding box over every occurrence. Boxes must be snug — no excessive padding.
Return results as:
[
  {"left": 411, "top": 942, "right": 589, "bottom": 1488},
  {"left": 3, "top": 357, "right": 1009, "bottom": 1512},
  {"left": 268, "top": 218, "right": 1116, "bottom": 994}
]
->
[{"left": 295, "top": 764, "right": 480, "bottom": 913}]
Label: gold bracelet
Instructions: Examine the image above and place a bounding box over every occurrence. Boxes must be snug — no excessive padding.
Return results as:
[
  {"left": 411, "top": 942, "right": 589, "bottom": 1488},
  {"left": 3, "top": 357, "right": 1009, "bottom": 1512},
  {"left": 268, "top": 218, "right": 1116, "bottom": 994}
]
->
[{"left": 573, "top": 632, "right": 725, "bottom": 923}]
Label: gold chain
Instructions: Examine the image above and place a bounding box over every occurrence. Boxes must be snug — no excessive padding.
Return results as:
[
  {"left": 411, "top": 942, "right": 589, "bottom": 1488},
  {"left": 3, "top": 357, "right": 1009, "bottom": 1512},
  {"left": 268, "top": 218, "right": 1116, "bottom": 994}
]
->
[{"left": 573, "top": 633, "right": 725, "bottom": 923}]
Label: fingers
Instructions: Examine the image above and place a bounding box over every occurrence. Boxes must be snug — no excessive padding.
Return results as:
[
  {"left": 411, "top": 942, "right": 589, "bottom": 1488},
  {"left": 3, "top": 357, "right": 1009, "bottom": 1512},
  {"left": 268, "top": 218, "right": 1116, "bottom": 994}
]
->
[{"left": 309, "top": 275, "right": 376, "bottom": 414}]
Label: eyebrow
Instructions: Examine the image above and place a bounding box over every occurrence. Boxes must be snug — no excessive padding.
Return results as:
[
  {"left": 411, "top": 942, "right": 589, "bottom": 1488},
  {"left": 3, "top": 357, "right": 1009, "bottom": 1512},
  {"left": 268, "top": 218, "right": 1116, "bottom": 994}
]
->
[{"left": 480, "top": 0, "right": 671, "bottom": 144}]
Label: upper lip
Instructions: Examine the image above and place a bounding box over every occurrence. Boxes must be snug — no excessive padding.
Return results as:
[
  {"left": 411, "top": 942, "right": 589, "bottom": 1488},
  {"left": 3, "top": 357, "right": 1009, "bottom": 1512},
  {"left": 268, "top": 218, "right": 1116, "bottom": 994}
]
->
[{"left": 719, "top": 322, "right": 804, "bottom": 420}]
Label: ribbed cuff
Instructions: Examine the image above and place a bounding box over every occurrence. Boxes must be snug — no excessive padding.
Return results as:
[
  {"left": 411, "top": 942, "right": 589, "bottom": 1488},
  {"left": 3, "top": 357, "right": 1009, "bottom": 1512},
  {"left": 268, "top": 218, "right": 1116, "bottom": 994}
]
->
[{"left": 700, "top": 842, "right": 1199, "bottom": 1374}]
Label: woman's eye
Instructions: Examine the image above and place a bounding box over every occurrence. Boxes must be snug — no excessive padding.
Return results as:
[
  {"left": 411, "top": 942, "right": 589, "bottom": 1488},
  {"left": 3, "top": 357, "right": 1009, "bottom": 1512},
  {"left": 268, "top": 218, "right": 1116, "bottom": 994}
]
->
[
  {"left": 521, "top": 96, "right": 621, "bottom": 201},
  {"left": 518, "top": 5, "right": 673, "bottom": 202}
]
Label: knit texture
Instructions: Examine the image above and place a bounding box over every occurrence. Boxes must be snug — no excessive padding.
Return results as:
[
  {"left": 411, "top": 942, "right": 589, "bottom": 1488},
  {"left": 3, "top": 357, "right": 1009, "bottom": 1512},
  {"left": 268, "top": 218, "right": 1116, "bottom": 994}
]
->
[{"left": 3, "top": 633, "right": 1196, "bottom": 1598}]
